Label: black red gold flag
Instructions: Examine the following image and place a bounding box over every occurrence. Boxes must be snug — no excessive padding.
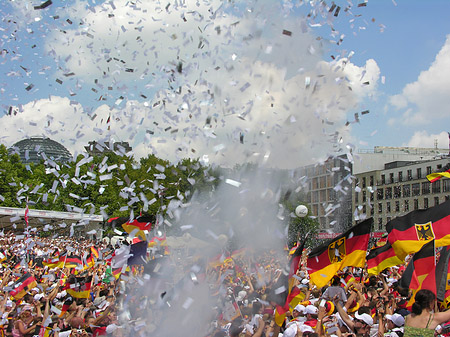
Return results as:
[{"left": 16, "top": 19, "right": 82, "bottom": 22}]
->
[
  {"left": 307, "top": 218, "right": 372, "bottom": 288},
  {"left": 427, "top": 162, "right": 450, "bottom": 183},
  {"left": 366, "top": 241, "right": 403, "bottom": 276},
  {"left": 9, "top": 272, "right": 38, "bottom": 300},
  {"left": 65, "top": 275, "right": 92, "bottom": 299},
  {"left": 386, "top": 200, "right": 450, "bottom": 260},
  {"left": 398, "top": 240, "right": 436, "bottom": 309}
]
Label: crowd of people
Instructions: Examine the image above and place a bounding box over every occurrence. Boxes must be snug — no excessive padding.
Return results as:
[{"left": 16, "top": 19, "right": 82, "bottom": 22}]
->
[{"left": 1, "top": 232, "right": 450, "bottom": 337}]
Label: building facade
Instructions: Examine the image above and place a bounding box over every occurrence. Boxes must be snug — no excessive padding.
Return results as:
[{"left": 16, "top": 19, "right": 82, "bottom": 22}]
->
[
  {"left": 353, "top": 157, "right": 450, "bottom": 231},
  {"left": 296, "top": 154, "right": 353, "bottom": 232}
]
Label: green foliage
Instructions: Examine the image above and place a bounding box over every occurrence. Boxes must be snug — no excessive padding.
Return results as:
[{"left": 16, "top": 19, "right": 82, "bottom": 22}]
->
[
  {"left": 284, "top": 199, "right": 320, "bottom": 249},
  {"left": 0, "top": 145, "right": 220, "bottom": 236}
]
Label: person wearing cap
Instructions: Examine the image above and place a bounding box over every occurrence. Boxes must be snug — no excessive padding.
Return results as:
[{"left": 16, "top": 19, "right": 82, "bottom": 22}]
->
[
  {"left": 384, "top": 313, "right": 405, "bottom": 337},
  {"left": 281, "top": 305, "right": 306, "bottom": 337},
  {"left": 333, "top": 294, "right": 373, "bottom": 337}
]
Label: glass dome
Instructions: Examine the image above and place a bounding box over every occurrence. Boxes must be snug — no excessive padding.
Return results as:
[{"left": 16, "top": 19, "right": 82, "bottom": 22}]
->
[{"left": 9, "top": 136, "right": 72, "bottom": 164}]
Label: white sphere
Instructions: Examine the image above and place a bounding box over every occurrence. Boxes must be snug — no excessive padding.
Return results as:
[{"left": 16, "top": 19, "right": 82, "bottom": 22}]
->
[{"left": 295, "top": 205, "right": 308, "bottom": 217}]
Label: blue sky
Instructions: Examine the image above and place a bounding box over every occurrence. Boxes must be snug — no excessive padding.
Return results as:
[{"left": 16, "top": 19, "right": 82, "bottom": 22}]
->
[{"left": 1, "top": 0, "right": 450, "bottom": 167}]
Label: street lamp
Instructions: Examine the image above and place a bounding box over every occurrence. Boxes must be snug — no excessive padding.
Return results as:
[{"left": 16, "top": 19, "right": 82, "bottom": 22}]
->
[{"left": 295, "top": 205, "right": 308, "bottom": 218}]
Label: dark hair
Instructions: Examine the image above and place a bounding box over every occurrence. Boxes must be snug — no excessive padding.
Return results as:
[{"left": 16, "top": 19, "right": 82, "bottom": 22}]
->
[
  {"left": 331, "top": 276, "right": 340, "bottom": 286},
  {"left": 411, "top": 289, "right": 435, "bottom": 315},
  {"left": 252, "top": 301, "right": 262, "bottom": 315}
]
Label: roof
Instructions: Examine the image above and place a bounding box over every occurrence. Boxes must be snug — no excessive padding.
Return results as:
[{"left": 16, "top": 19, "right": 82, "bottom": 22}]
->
[{"left": 8, "top": 136, "right": 72, "bottom": 164}]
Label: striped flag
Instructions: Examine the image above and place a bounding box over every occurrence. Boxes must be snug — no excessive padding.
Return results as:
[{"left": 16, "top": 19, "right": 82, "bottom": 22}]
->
[
  {"left": 387, "top": 200, "right": 450, "bottom": 260},
  {"left": 366, "top": 241, "right": 403, "bottom": 275},
  {"left": 10, "top": 272, "right": 37, "bottom": 300},
  {"left": 65, "top": 275, "right": 92, "bottom": 299},
  {"left": 307, "top": 218, "right": 372, "bottom": 288}
]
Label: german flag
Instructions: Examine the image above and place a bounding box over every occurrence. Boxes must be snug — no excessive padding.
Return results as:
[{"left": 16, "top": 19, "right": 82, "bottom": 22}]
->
[
  {"left": 427, "top": 162, "right": 450, "bottom": 183},
  {"left": 65, "top": 275, "right": 92, "bottom": 299},
  {"left": 436, "top": 247, "right": 450, "bottom": 310},
  {"left": 148, "top": 235, "right": 167, "bottom": 247},
  {"left": 307, "top": 218, "right": 372, "bottom": 288},
  {"left": 90, "top": 246, "right": 99, "bottom": 259},
  {"left": 436, "top": 246, "right": 450, "bottom": 308},
  {"left": 274, "top": 287, "right": 306, "bottom": 326},
  {"left": 399, "top": 240, "right": 436, "bottom": 307},
  {"left": 366, "top": 241, "right": 403, "bottom": 276},
  {"left": 9, "top": 272, "right": 37, "bottom": 300},
  {"left": 386, "top": 200, "right": 450, "bottom": 260},
  {"left": 121, "top": 216, "right": 152, "bottom": 241},
  {"left": 59, "top": 297, "right": 74, "bottom": 317},
  {"left": 270, "top": 239, "right": 307, "bottom": 326},
  {"left": 61, "top": 255, "right": 83, "bottom": 269},
  {"left": 43, "top": 256, "right": 62, "bottom": 269}
]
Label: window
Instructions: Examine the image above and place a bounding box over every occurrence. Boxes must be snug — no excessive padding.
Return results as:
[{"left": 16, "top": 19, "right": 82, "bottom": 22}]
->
[
  {"left": 422, "top": 182, "right": 430, "bottom": 194},
  {"left": 363, "top": 205, "right": 366, "bottom": 214},
  {"left": 432, "top": 181, "right": 441, "bottom": 194},
  {"left": 378, "top": 203, "right": 382, "bottom": 213},
  {"left": 378, "top": 218, "right": 383, "bottom": 230},
  {"left": 394, "top": 186, "right": 401, "bottom": 198},
  {"left": 427, "top": 166, "right": 432, "bottom": 175},
  {"left": 417, "top": 168, "right": 422, "bottom": 179},
  {"left": 370, "top": 175, "right": 374, "bottom": 186},
  {"left": 398, "top": 171, "right": 403, "bottom": 182},
  {"left": 414, "top": 199, "right": 419, "bottom": 210},
  {"left": 412, "top": 183, "right": 420, "bottom": 196},
  {"left": 377, "top": 189, "right": 384, "bottom": 200},
  {"left": 407, "top": 169, "right": 412, "bottom": 180},
  {"left": 437, "top": 164, "right": 442, "bottom": 170},
  {"left": 385, "top": 187, "right": 392, "bottom": 199},
  {"left": 370, "top": 206, "right": 374, "bottom": 216},
  {"left": 404, "top": 200, "right": 409, "bottom": 212},
  {"left": 363, "top": 190, "right": 366, "bottom": 202},
  {"left": 403, "top": 184, "right": 411, "bottom": 197},
  {"left": 390, "top": 173, "right": 394, "bottom": 184},
  {"left": 381, "top": 174, "right": 386, "bottom": 185},
  {"left": 362, "top": 177, "right": 366, "bottom": 188},
  {"left": 434, "top": 197, "right": 439, "bottom": 206},
  {"left": 370, "top": 192, "right": 374, "bottom": 202},
  {"left": 395, "top": 201, "right": 400, "bottom": 212},
  {"left": 355, "top": 192, "right": 359, "bottom": 204},
  {"left": 444, "top": 180, "right": 450, "bottom": 192},
  {"left": 387, "top": 202, "right": 391, "bottom": 213},
  {"left": 424, "top": 198, "right": 429, "bottom": 209}
]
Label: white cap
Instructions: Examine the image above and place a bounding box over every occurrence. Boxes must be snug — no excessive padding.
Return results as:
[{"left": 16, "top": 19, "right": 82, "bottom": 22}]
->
[
  {"left": 385, "top": 313, "right": 405, "bottom": 327},
  {"left": 293, "top": 304, "right": 305, "bottom": 314},
  {"left": 236, "top": 290, "right": 247, "bottom": 301},
  {"left": 299, "top": 325, "right": 314, "bottom": 333},
  {"left": 34, "top": 293, "right": 44, "bottom": 301},
  {"left": 305, "top": 305, "right": 318, "bottom": 315},
  {"left": 355, "top": 312, "right": 374, "bottom": 327}
]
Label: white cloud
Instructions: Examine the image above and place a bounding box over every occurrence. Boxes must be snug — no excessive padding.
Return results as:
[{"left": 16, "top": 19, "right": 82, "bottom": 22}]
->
[
  {"left": 403, "top": 130, "right": 450, "bottom": 150},
  {"left": 2, "top": 0, "right": 381, "bottom": 169},
  {"left": 389, "top": 34, "right": 450, "bottom": 125}
]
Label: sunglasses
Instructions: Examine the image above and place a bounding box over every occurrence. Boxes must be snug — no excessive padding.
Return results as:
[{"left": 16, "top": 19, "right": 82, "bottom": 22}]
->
[{"left": 354, "top": 318, "right": 367, "bottom": 325}]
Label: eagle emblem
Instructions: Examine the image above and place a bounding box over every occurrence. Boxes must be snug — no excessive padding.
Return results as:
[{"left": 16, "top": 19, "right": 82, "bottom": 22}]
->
[
  {"left": 328, "top": 237, "right": 346, "bottom": 263},
  {"left": 415, "top": 222, "right": 435, "bottom": 241}
]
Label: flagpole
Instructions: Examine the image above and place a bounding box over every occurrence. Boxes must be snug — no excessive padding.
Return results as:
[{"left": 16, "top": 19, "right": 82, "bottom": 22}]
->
[{"left": 231, "top": 293, "right": 244, "bottom": 319}]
